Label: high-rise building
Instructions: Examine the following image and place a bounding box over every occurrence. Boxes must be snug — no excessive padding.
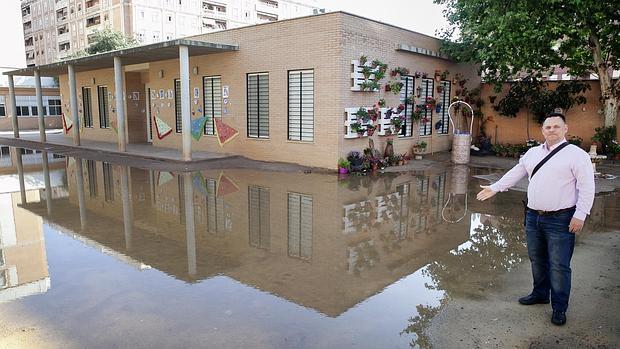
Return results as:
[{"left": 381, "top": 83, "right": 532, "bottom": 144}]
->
[{"left": 20, "top": 0, "right": 319, "bottom": 66}]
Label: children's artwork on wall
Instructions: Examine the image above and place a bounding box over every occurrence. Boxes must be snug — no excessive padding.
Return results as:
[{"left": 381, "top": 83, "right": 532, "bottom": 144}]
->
[
  {"left": 133, "top": 92, "right": 139, "bottom": 100},
  {"left": 151, "top": 90, "right": 157, "bottom": 99},
  {"left": 222, "top": 86, "right": 229, "bottom": 99},
  {"left": 190, "top": 115, "right": 208, "bottom": 141},
  {"left": 214, "top": 118, "right": 239, "bottom": 147},
  {"left": 128, "top": 93, "right": 133, "bottom": 100},
  {"left": 193, "top": 87, "right": 199, "bottom": 99},
  {"left": 62, "top": 113, "right": 73, "bottom": 133},
  {"left": 167, "top": 89, "right": 173, "bottom": 99},
  {"left": 191, "top": 171, "right": 208, "bottom": 195},
  {"left": 154, "top": 114, "right": 172, "bottom": 140},
  {"left": 157, "top": 171, "right": 174, "bottom": 186},
  {"left": 216, "top": 171, "right": 239, "bottom": 197},
  {"left": 159, "top": 89, "right": 165, "bottom": 99},
  {"left": 111, "top": 119, "right": 118, "bottom": 134}
]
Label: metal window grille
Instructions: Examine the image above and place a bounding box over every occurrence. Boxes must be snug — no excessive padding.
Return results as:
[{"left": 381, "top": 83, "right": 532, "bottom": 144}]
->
[
  {"left": 287, "top": 69, "right": 314, "bottom": 141},
  {"left": 248, "top": 186, "right": 270, "bottom": 249},
  {"left": 102, "top": 162, "right": 114, "bottom": 201},
  {"left": 247, "top": 73, "right": 269, "bottom": 138},
  {"left": 86, "top": 159, "right": 97, "bottom": 198},
  {"left": 174, "top": 79, "right": 182, "bottom": 133},
  {"left": 439, "top": 81, "right": 451, "bottom": 134},
  {"left": 97, "top": 86, "right": 109, "bottom": 128},
  {"left": 419, "top": 78, "right": 434, "bottom": 136},
  {"left": 287, "top": 192, "right": 313, "bottom": 260},
  {"left": 202, "top": 76, "right": 221, "bottom": 135},
  {"left": 82, "top": 87, "right": 93, "bottom": 127},
  {"left": 399, "top": 75, "right": 415, "bottom": 138}
]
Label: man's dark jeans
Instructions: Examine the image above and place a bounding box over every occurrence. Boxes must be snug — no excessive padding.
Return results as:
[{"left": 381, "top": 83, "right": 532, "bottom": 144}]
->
[{"left": 525, "top": 208, "right": 576, "bottom": 312}]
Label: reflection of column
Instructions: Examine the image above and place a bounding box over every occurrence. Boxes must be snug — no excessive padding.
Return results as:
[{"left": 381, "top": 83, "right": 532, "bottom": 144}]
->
[
  {"left": 41, "top": 151, "right": 52, "bottom": 216},
  {"left": 183, "top": 172, "right": 196, "bottom": 276},
  {"left": 75, "top": 158, "right": 87, "bottom": 230},
  {"left": 149, "top": 170, "right": 156, "bottom": 206},
  {"left": 121, "top": 166, "right": 133, "bottom": 250},
  {"left": 15, "top": 149, "right": 26, "bottom": 204}
]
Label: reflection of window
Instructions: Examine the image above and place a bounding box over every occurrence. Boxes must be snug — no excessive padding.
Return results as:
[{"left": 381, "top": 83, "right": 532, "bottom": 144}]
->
[
  {"left": 413, "top": 177, "right": 430, "bottom": 232},
  {"left": 103, "top": 162, "right": 114, "bottom": 201},
  {"left": 247, "top": 72, "right": 269, "bottom": 138},
  {"left": 97, "top": 86, "right": 109, "bottom": 128},
  {"left": 394, "top": 183, "right": 410, "bottom": 239},
  {"left": 248, "top": 186, "right": 270, "bottom": 249},
  {"left": 206, "top": 178, "right": 225, "bottom": 234},
  {"left": 86, "top": 160, "right": 97, "bottom": 198},
  {"left": 0, "top": 269, "right": 7, "bottom": 289},
  {"left": 287, "top": 192, "right": 312, "bottom": 260},
  {"left": 434, "top": 173, "right": 447, "bottom": 219}
]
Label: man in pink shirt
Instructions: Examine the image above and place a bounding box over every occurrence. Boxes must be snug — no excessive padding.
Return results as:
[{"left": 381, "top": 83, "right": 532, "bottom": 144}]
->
[{"left": 477, "top": 113, "right": 595, "bottom": 326}]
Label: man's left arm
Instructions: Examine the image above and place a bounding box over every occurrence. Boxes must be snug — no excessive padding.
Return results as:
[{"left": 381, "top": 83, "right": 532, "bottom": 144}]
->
[{"left": 570, "top": 151, "right": 595, "bottom": 232}]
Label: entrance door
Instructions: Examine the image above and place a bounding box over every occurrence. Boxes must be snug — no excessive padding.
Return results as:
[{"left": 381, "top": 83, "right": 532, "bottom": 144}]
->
[{"left": 146, "top": 87, "right": 153, "bottom": 143}]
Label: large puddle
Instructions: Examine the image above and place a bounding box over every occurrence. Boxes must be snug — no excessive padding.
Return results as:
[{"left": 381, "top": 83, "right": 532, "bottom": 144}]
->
[{"left": 0, "top": 147, "right": 618, "bottom": 348}]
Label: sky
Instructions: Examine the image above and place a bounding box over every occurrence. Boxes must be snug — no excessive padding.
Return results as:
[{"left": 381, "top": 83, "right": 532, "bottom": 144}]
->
[{"left": 0, "top": 0, "right": 450, "bottom": 69}]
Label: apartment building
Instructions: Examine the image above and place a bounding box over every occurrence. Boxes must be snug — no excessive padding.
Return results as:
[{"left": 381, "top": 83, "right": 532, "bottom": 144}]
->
[{"left": 21, "top": 0, "right": 319, "bottom": 66}]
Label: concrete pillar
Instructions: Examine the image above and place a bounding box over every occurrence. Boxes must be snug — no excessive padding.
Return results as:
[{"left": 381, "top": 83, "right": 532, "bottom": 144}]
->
[
  {"left": 34, "top": 70, "right": 46, "bottom": 143},
  {"left": 121, "top": 165, "right": 133, "bottom": 250},
  {"left": 42, "top": 151, "right": 52, "bottom": 216},
  {"left": 75, "top": 158, "right": 87, "bottom": 230},
  {"left": 183, "top": 172, "right": 196, "bottom": 275},
  {"left": 68, "top": 65, "right": 80, "bottom": 146},
  {"left": 114, "top": 56, "right": 126, "bottom": 152},
  {"left": 8, "top": 75, "right": 19, "bottom": 138},
  {"left": 15, "top": 149, "right": 26, "bottom": 204},
  {"left": 179, "top": 45, "right": 191, "bottom": 161}
]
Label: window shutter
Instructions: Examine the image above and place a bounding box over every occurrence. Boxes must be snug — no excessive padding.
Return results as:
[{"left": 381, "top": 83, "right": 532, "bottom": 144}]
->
[
  {"left": 247, "top": 73, "right": 269, "bottom": 138},
  {"left": 249, "top": 186, "right": 270, "bottom": 249},
  {"left": 438, "top": 81, "right": 451, "bottom": 134},
  {"left": 419, "top": 78, "right": 434, "bottom": 136},
  {"left": 174, "top": 79, "right": 181, "bottom": 133},
  {"left": 97, "top": 86, "right": 109, "bottom": 128},
  {"left": 203, "top": 76, "right": 222, "bottom": 135},
  {"left": 82, "top": 87, "right": 92, "bottom": 128},
  {"left": 399, "top": 75, "right": 415, "bottom": 138},
  {"left": 287, "top": 192, "right": 313, "bottom": 260},
  {"left": 288, "top": 69, "right": 314, "bottom": 141}
]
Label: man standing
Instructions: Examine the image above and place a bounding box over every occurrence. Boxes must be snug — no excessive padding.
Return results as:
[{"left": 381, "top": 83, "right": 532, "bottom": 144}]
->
[{"left": 476, "top": 113, "right": 595, "bottom": 326}]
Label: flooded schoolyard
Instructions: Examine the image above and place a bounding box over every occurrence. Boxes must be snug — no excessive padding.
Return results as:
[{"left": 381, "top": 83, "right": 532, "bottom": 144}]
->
[{"left": 0, "top": 147, "right": 618, "bottom": 348}]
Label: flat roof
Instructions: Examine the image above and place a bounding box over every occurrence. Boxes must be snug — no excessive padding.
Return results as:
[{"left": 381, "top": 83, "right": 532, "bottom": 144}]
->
[{"left": 4, "top": 39, "right": 239, "bottom": 77}]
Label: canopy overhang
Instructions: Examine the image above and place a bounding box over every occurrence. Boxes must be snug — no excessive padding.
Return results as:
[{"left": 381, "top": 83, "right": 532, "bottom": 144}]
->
[{"left": 4, "top": 39, "right": 239, "bottom": 76}]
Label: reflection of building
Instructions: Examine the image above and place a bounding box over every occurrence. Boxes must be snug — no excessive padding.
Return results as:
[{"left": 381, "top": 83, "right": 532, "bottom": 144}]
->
[
  {"left": 0, "top": 146, "right": 65, "bottom": 174},
  {"left": 22, "top": 159, "right": 471, "bottom": 316}
]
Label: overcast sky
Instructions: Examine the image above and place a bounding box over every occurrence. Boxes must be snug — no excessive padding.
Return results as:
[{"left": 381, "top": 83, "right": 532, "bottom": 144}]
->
[{"left": 0, "top": 0, "right": 449, "bottom": 69}]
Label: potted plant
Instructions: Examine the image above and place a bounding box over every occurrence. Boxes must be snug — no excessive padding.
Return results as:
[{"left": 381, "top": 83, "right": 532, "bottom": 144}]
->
[
  {"left": 377, "top": 98, "right": 386, "bottom": 107},
  {"left": 425, "top": 97, "right": 437, "bottom": 110},
  {"left": 416, "top": 85, "right": 423, "bottom": 97},
  {"left": 391, "top": 114, "right": 405, "bottom": 134},
  {"left": 368, "top": 107, "right": 379, "bottom": 121},
  {"left": 347, "top": 151, "right": 364, "bottom": 172},
  {"left": 436, "top": 85, "right": 444, "bottom": 94},
  {"left": 366, "top": 124, "right": 377, "bottom": 136},
  {"left": 356, "top": 107, "right": 370, "bottom": 122},
  {"left": 337, "top": 158, "right": 350, "bottom": 174},
  {"left": 391, "top": 67, "right": 410, "bottom": 77},
  {"left": 413, "top": 141, "right": 427, "bottom": 159},
  {"left": 440, "top": 69, "right": 450, "bottom": 80},
  {"left": 359, "top": 55, "right": 367, "bottom": 65},
  {"left": 351, "top": 122, "right": 365, "bottom": 137}
]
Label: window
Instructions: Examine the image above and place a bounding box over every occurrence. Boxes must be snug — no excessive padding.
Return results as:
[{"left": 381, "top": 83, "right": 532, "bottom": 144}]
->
[
  {"left": 0, "top": 96, "right": 5, "bottom": 117},
  {"left": 205, "top": 178, "right": 226, "bottom": 234},
  {"left": 247, "top": 73, "right": 269, "bottom": 138},
  {"left": 438, "top": 81, "right": 451, "bottom": 134},
  {"left": 174, "top": 79, "right": 182, "bottom": 132},
  {"left": 82, "top": 87, "right": 93, "bottom": 127},
  {"left": 287, "top": 192, "right": 312, "bottom": 260},
  {"left": 152, "top": 11, "right": 159, "bottom": 22},
  {"left": 97, "top": 86, "right": 110, "bottom": 128},
  {"left": 399, "top": 75, "right": 415, "bottom": 138},
  {"left": 103, "top": 162, "right": 114, "bottom": 201},
  {"left": 86, "top": 159, "right": 97, "bottom": 198},
  {"left": 248, "top": 186, "right": 270, "bottom": 249},
  {"left": 85, "top": 15, "right": 101, "bottom": 27},
  {"left": 287, "top": 69, "right": 314, "bottom": 141},
  {"left": 48, "top": 98, "right": 61, "bottom": 115},
  {"left": 419, "top": 78, "right": 434, "bottom": 137},
  {"left": 202, "top": 76, "right": 221, "bottom": 135},
  {"left": 16, "top": 106, "right": 30, "bottom": 116},
  {"left": 393, "top": 183, "right": 410, "bottom": 239}
]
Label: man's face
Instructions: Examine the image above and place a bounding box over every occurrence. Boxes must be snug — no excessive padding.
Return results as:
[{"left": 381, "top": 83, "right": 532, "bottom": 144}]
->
[{"left": 541, "top": 116, "right": 568, "bottom": 144}]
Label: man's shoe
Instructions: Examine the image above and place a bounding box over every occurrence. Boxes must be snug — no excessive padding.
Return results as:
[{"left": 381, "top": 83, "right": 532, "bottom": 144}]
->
[
  {"left": 551, "top": 311, "right": 567, "bottom": 326},
  {"left": 518, "top": 294, "right": 550, "bottom": 305}
]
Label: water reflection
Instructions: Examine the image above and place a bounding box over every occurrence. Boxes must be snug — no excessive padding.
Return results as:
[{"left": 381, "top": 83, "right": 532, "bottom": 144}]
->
[{"left": 2, "top": 146, "right": 619, "bottom": 348}]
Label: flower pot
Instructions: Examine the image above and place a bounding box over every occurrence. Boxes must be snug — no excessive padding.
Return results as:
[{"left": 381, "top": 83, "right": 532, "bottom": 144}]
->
[
  {"left": 414, "top": 155, "right": 423, "bottom": 160},
  {"left": 435, "top": 105, "right": 442, "bottom": 113},
  {"left": 367, "top": 128, "right": 375, "bottom": 136},
  {"left": 398, "top": 160, "right": 404, "bottom": 166},
  {"left": 371, "top": 163, "right": 379, "bottom": 171},
  {"left": 338, "top": 167, "right": 349, "bottom": 174}
]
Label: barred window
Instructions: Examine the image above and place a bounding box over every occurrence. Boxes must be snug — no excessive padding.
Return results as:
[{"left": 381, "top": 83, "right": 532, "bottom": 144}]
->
[
  {"left": 0, "top": 96, "right": 5, "bottom": 116},
  {"left": 248, "top": 186, "right": 270, "bottom": 249},
  {"left": 206, "top": 178, "right": 226, "bottom": 234},
  {"left": 399, "top": 75, "right": 415, "bottom": 138},
  {"left": 82, "top": 87, "right": 93, "bottom": 127},
  {"left": 86, "top": 159, "right": 97, "bottom": 198},
  {"left": 102, "top": 162, "right": 114, "bottom": 201},
  {"left": 97, "top": 86, "right": 109, "bottom": 128},
  {"left": 287, "top": 192, "right": 312, "bottom": 260},
  {"left": 288, "top": 69, "right": 314, "bottom": 141},
  {"left": 419, "top": 78, "right": 434, "bottom": 136},
  {"left": 247, "top": 73, "right": 269, "bottom": 138},
  {"left": 438, "top": 80, "right": 451, "bottom": 134},
  {"left": 174, "top": 79, "right": 181, "bottom": 133},
  {"left": 203, "top": 76, "right": 222, "bottom": 135}
]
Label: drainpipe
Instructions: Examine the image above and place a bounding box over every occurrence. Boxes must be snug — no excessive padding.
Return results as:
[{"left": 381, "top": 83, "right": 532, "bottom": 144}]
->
[
  {"left": 8, "top": 75, "right": 19, "bottom": 138},
  {"left": 34, "top": 69, "right": 46, "bottom": 143},
  {"left": 179, "top": 45, "right": 191, "bottom": 161},
  {"left": 114, "top": 56, "right": 126, "bottom": 152},
  {"left": 68, "top": 64, "right": 80, "bottom": 146}
]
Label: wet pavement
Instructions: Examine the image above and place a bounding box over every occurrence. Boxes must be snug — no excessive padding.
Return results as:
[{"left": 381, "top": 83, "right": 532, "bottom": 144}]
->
[{"left": 0, "top": 146, "right": 619, "bottom": 348}]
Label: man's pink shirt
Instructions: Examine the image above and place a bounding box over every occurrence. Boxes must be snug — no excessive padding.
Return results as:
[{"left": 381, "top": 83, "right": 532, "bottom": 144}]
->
[{"left": 489, "top": 140, "right": 595, "bottom": 221}]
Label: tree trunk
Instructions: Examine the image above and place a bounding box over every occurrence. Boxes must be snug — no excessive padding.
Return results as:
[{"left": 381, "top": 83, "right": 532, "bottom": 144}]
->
[{"left": 590, "top": 33, "right": 618, "bottom": 127}]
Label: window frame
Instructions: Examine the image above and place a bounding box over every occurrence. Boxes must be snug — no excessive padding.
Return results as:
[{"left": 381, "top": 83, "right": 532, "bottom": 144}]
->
[
  {"left": 246, "top": 72, "right": 269, "bottom": 139},
  {"left": 287, "top": 69, "right": 314, "bottom": 142}
]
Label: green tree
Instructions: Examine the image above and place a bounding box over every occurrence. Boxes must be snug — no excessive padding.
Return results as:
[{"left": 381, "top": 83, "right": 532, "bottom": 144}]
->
[
  {"left": 435, "top": 0, "right": 620, "bottom": 127},
  {"left": 66, "top": 27, "right": 139, "bottom": 59}
]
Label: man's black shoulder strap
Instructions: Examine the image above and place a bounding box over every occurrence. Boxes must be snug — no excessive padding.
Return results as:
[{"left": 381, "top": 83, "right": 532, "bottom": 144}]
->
[{"left": 530, "top": 142, "right": 570, "bottom": 179}]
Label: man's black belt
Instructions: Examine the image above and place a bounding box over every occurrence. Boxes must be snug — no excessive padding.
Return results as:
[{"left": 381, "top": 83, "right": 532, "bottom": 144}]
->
[{"left": 527, "top": 206, "right": 576, "bottom": 216}]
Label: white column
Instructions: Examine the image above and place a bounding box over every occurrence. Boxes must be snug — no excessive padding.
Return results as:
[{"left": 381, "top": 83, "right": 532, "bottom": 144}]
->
[
  {"left": 68, "top": 64, "right": 80, "bottom": 146},
  {"left": 114, "top": 56, "right": 127, "bottom": 152},
  {"left": 183, "top": 172, "right": 196, "bottom": 275},
  {"left": 179, "top": 45, "right": 191, "bottom": 161},
  {"left": 8, "top": 75, "right": 19, "bottom": 138},
  {"left": 34, "top": 70, "right": 46, "bottom": 143}
]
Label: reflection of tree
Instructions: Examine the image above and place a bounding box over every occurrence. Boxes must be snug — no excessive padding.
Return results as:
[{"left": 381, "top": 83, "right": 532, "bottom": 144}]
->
[{"left": 401, "top": 215, "right": 527, "bottom": 347}]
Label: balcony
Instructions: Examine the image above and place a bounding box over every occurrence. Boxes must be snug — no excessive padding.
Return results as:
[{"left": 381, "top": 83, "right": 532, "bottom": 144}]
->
[
  {"left": 255, "top": 0, "right": 278, "bottom": 16},
  {"left": 86, "top": 15, "right": 101, "bottom": 27},
  {"left": 55, "top": 0, "right": 68, "bottom": 10},
  {"left": 56, "top": 8, "right": 68, "bottom": 22},
  {"left": 256, "top": 12, "right": 277, "bottom": 23},
  {"left": 85, "top": 0, "right": 100, "bottom": 13},
  {"left": 202, "top": 2, "right": 227, "bottom": 19},
  {"left": 57, "top": 32, "right": 70, "bottom": 42}
]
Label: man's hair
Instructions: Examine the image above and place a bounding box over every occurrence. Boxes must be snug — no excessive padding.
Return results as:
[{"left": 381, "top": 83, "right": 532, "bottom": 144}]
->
[{"left": 544, "top": 112, "right": 566, "bottom": 122}]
